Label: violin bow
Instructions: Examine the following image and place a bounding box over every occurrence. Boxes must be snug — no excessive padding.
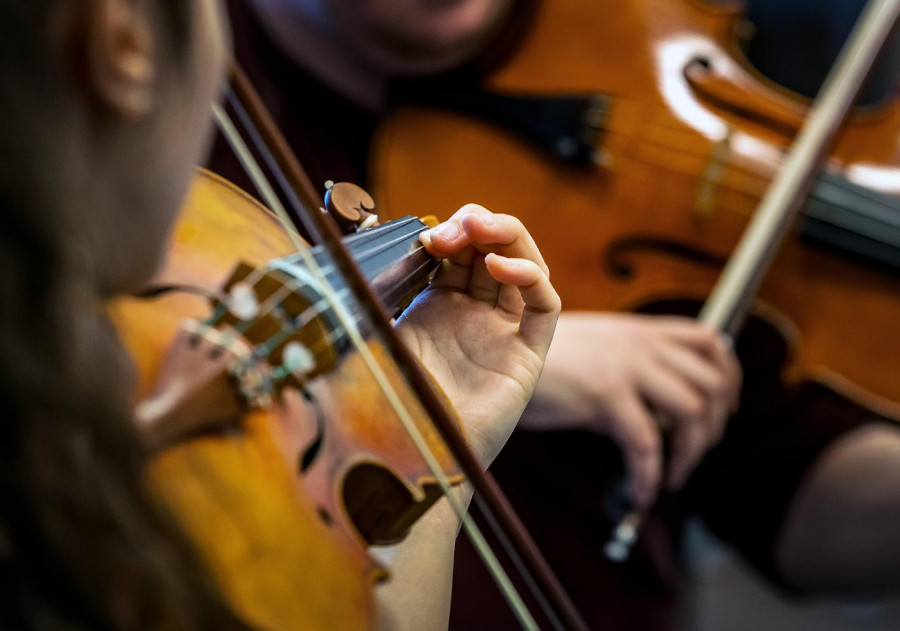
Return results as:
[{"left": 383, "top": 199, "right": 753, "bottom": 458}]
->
[{"left": 215, "top": 61, "right": 589, "bottom": 631}]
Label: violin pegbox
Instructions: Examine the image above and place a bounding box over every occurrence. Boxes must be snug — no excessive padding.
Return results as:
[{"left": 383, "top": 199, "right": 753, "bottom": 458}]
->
[
  {"left": 171, "top": 213, "right": 440, "bottom": 413},
  {"left": 204, "top": 259, "right": 343, "bottom": 407}
]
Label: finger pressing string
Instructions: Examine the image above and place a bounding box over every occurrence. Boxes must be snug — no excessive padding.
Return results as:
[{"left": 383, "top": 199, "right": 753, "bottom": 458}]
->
[
  {"left": 667, "top": 419, "right": 708, "bottom": 491},
  {"left": 419, "top": 208, "right": 477, "bottom": 262},
  {"left": 603, "top": 392, "right": 663, "bottom": 508},
  {"left": 420, "top": 219, "right": 475, "bottom": 293},
  {"left": 422, "top": 209, "right": 548, "bottom": 269}
]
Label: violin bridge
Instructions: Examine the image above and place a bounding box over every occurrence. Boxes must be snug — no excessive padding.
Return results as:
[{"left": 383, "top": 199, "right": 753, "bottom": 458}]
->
[{"left": 694, "top": 128, "right": 733, "bottom": 219}]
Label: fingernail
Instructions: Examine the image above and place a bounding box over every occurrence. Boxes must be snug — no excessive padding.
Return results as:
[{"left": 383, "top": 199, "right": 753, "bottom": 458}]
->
[{"left": 431, "top": 221, "right": 460, "bottom": 241}]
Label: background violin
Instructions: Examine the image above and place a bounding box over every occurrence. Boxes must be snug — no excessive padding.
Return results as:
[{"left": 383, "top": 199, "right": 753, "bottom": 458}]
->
[{"left": 372, "top": 0, "right": 900, "bottom": 410}]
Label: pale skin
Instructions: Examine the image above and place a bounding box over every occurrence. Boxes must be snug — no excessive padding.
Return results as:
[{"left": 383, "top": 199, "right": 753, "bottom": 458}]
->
[
  {"left": 520, "top": 313, "right": 739, "bottom": 507},
  {"left": 379, "top": 206, "right": 561, "bottom": 630},
  {"left": 52, "top": 0, "right": 560, "bottom": 627},
  {"left": 401, "top": 207, "right": 561, "bottom": 469},
  {"left": 245, "top": 0, "right": 900, "bottom": 597}
]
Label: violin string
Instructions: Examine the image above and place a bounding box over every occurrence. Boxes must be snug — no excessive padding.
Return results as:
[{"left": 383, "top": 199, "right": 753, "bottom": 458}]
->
[
  {"left": 699, "top": 0, "right": 900, "bottom": 332},
  {"left": 228, "top": 250, "right": 442, "bottom": 383},
  {"left": 227, "top": 231, "right": 427, "bottom": 362},
  {"left": 209, "top": 235, "right": 432, "bottom": 374},
  {"left": 256, "top": 247, "right": 446, "bottom": 372},
  {"left": 306, "top": 217, "right": 428, "bottom": 262},
  {"left": 612, "top": 93, "right": 900, "bottom": 221},
  {"left": 252, "top": 293, "right": 349, "bottom": 364},
  {"left": 202, "top": 264, "right": 272, "bottom": 328},
  {"left": 213, "top": 101, "right": 541, "bottom": 630},
  {"left": 200, "top": 274, "right": 298, "bottom": 360}
]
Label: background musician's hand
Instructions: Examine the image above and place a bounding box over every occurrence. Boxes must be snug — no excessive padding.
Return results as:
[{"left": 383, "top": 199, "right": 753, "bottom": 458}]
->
[
  {"left": 521, "top": 312, "right": 741, "bottom": 508},
  {"left": 395, "top": 204, "right": 561, "bottom": 467}
]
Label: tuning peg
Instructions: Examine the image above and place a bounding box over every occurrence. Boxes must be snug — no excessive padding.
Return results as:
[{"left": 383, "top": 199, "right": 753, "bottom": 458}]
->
[{"left": 324, "top": 181, "right": 380, "bottom": 234}]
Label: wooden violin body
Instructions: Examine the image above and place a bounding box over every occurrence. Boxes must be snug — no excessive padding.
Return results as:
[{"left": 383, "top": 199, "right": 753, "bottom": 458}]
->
[
  {"left": 107, "top": 171, "right": 462, "bottom": 629},
  {"left": 373, "top": 0, "right": 900, "bottom": 410}
]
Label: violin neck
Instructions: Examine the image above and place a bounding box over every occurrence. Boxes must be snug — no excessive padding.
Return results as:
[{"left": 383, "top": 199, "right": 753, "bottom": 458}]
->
[
  {"left": 273, "top": 215, "right": 439, "bottom": 322},
  {"left": 338, "top": 215, "right": 439, "bottom": 317},
  {"left": 699, "top": 0, "right": 899, "bottom": 337},
  {"left": 802, "top": 171, "right": 900, "bottom": 270}
]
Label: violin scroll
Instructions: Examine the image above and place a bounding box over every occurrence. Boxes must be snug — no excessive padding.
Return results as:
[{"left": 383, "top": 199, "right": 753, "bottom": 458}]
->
[{"left": 325, "top": 181, "right": 381, "bottom": 233}]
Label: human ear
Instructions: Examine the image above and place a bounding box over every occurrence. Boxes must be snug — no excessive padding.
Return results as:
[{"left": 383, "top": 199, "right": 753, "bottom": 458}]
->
[{"left": 82, "top": 0, "right": 156, "bottom": 120}]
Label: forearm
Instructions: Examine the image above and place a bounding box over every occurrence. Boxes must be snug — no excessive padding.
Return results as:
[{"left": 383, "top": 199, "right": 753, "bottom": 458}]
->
[{"left": 374, "top": 484, "right": 474, "bottom": 631}]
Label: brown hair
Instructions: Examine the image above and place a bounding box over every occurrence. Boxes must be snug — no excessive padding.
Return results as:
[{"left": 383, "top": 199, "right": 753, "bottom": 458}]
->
[{"left": 0, "top": 2, "right": 248, "bottom": 629}]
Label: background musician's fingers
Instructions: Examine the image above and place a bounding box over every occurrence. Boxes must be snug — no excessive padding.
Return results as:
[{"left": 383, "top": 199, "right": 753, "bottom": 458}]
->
[
  {"left": 638, "top": 358, "right": 706, "bottom": 422},
  {"left": 657, "top": 342, "right": 733, "bottom": 438},
  {"left": 712, "top": 335, "right": 743, "bottom": 412},
  {"left": 705, "top": 398, "right": 730, "bottom": 445},
  {"left": 604, "top": 392, "right": 663, "bottom": 509},
  {"left": 658, "top": 343, "right": 726, "bottom": 399},
  {"left": 666, "top": 416, "right": 709, "bottom": 491},
  {"left": 652, "top": 317, "right": 721, "bottom": 342},
  {"left": 663, "top": 325, "right": 741, "bottom": 396},
  {"left": 659, "top": 321, "right": 741, "bottom": 410}
]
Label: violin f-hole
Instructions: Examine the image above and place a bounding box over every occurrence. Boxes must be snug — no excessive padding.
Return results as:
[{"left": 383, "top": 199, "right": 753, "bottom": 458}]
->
[{"left": 298, "top": 386, "right": 326, "bottom": 474}]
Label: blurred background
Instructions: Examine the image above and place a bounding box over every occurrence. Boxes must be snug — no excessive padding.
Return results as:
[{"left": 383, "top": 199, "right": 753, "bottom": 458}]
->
[{"left": 680, "top": 522, "right": 900, "bottom": 630}]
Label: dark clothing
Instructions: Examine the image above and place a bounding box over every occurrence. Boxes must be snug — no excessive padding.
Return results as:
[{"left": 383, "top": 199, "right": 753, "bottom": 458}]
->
[
  {"left": 742, "top": 0, "right": 899, "bottom": 105},
  {"left": 208, "top": 1, "right": 894, "bottom": 629},
  {"left": 210, "top": 0, "right": 377, "bottom": 199},
  {"left": 0, "top": 561, "right": 23, "bottom": 629}
]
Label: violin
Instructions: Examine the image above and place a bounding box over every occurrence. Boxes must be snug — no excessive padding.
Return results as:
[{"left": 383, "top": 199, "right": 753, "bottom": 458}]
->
[
  {"left": 108, "top": 66, "right": 587, "bottom": 630},
  {"left": 368, "top": 0, "right": 899, "bottom": 593},
  {"left": 372, "top": 0, "right": 900, "bottom": 414}
]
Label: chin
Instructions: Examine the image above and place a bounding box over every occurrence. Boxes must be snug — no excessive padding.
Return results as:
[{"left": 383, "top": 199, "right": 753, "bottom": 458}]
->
[
  {"left": 361, "top": 23, "right": 491, "bottom": 76},
  {"left": 352, "top": 0, "right": 511, "bottom": 75},
  {"left": 421, "top": 0, "right": 501, "bottom": 45}
]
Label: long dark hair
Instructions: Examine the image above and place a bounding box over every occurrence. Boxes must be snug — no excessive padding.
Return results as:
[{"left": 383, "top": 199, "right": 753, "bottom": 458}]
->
[{"left": 0, "top": 2, "right": 248, "bottom": 629}]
